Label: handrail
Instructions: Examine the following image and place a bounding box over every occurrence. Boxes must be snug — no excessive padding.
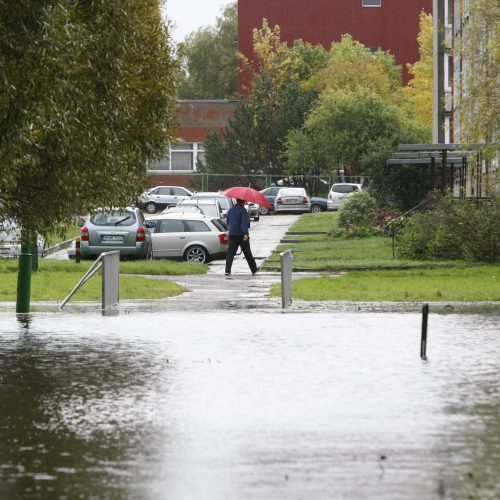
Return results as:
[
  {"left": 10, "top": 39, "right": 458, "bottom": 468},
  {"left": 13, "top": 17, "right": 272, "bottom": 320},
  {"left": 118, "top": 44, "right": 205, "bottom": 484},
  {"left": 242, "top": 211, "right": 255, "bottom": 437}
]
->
[
  {"left": 59, "top": 251, "right": 119, "bottom": 310},
  {"left": 382, "top": 199, "right": 431, "bottom": 230}
]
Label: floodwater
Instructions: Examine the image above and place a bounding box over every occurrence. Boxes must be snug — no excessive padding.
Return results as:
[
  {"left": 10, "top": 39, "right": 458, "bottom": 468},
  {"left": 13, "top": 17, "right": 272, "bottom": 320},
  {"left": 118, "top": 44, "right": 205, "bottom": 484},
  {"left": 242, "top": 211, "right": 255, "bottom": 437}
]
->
[{"left": 0, "top": 309, "right": 499, "bottom": 499}]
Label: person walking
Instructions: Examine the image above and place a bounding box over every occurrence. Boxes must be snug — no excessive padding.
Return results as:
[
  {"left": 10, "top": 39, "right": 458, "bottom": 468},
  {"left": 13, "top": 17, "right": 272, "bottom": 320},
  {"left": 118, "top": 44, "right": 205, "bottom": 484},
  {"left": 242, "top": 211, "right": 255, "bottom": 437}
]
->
[{"left": 225, "top": 199, "right": 258, "bottom": 278}]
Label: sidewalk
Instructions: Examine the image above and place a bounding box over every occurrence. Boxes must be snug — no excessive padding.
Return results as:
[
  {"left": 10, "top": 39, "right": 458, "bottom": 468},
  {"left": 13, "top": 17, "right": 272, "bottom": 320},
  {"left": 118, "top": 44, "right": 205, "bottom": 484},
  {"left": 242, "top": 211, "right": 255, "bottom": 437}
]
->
[{"left": 152, "top": 214, "right": 301, "bottom": 311}]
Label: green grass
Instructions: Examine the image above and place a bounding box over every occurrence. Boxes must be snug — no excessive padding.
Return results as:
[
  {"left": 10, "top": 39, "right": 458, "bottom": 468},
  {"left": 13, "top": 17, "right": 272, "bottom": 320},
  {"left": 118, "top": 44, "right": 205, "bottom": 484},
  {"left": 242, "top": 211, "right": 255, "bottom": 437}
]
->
[
  {"left": 265, "top": 237, "right": 469, "bottom": 270},
  {"left": 0, "top": 258, "right": 206, "bottom": 301},
  {"left": 43, "top": 223, "right": 82, "bottom": 247},
  {"left": 286, "top": 212, "right": 338, "bottom": 232},
  {"left": 270, "top": 266, "right": 500, "bottom": 302}
]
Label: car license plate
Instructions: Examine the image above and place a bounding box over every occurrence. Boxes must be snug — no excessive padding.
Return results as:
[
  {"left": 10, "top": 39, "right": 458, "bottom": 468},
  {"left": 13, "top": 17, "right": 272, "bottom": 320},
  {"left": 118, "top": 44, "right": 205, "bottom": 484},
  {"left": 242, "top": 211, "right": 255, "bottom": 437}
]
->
[
  {"left": 102, "top": 235, "right": 124, "bottom": 242},
  {"left": 287, "top": 198, "right": 299, "bottom": 203}
]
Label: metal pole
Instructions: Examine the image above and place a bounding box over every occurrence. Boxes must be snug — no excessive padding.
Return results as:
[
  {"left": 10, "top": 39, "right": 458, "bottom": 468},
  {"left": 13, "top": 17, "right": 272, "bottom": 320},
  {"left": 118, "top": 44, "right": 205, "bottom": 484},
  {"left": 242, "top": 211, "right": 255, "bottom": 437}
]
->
[
  {"left": 75, "top": 236, "right": 81, "bottom": 263},
  {"left": 16, "top": 241, "right": 33, "bottom": 313},
  {"left": 421, "top": 303, "right": 429, "bottom": 360}
]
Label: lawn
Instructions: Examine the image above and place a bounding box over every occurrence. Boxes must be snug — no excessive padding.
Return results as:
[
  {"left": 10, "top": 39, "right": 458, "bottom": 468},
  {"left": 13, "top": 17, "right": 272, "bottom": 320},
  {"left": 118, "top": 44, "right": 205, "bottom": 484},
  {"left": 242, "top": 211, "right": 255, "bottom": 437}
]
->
[
  {"left": 265, "top": 211, "right": 500, "bottom": 302},
  {"left": 270, "top": 266, "right": 500, "bottom": 302},
  {"left": 0, "top": 258, "right": 206, "bottom": 301}
]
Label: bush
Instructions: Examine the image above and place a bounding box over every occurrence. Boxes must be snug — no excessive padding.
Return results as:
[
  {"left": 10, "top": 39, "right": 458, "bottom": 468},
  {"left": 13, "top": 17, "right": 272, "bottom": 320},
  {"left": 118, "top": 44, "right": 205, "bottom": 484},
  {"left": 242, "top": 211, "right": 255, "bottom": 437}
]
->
[
  {"left": 396, "top": 196, "right": 500, "bottom": 262},
  {"left": 338, "top": 190, "right": 378, "bottom": 228}
]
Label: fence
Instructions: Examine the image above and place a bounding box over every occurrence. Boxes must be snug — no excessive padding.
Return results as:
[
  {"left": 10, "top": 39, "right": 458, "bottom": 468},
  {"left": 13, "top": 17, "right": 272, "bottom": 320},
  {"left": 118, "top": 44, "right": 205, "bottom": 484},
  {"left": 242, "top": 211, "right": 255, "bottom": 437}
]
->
[
  {"left": 60, "top": 251, "right": 120, "bottom": 311},
  {"left": 175, "top": 173, "right": 367, "bottom": 197}
]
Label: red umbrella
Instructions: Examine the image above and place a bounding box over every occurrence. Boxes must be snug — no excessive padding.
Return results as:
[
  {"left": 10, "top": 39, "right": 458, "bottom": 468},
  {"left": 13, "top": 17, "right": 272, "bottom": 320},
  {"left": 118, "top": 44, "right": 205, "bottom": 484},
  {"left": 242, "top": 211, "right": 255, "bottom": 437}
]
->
[{"left": 222, "top": 186, "right": 272, "bottom": 209}]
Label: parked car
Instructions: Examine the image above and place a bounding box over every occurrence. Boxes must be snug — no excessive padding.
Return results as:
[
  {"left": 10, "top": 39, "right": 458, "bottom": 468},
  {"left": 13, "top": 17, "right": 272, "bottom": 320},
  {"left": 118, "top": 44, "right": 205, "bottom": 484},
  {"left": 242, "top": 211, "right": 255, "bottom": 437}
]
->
[
  {"left": 310, "top": 197, "right": 329, "bottom": 213},
  {"left": 0, "top": 220, "right": 45, "bottom": 258},
  {"left": 189, "top": 192, "right": 236, "bottom": 219},
  {"left": 145, "top": 212, "right": 228, "bottom": 263},
  {"left": 79, "top": 207, "right": 152, "bottom": 260},
  {"left": 274, "top": 187, "right": 311, "bottom": 214},
  {"left": 173, "top": 199, "right": 225, "bottom": 219},
  {"left": 259, "top": 187, "right": 281, "bottom": 215},
  {"left": 137, "top": 186, "right": 193, "bottom": 214},
  {"left": 327, "top": 183, "right": 362, "bottom": 210}
]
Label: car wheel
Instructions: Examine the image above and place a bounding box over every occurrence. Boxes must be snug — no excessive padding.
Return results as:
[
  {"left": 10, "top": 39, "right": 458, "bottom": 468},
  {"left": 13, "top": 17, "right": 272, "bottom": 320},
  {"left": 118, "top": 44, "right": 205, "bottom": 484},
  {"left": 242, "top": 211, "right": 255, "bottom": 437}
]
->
[
  {"left": 311, "top": 204, "right": 322, "bottom": 213},
  {"left": 184, "top": 245, "right": 208, "bottom": 264},
  {"left": 145, "top": 202, "right": 157, "bottom": 214},
  {"left": 259, "top": 206, "right": 269, "bottom": 215},
  {"left": 145, "top": 243, "right": 153, "bottom": 260}
]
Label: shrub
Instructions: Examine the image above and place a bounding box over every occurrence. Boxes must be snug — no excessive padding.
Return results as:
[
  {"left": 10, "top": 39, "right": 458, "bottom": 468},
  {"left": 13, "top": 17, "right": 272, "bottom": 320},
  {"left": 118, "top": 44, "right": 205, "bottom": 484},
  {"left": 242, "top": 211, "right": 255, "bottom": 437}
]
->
[
  {"left": 396, "top": 196, "right": 500, "bottom": 262},
  {"left": 338, "top": 190, "right": 378, "bottom": 228}
]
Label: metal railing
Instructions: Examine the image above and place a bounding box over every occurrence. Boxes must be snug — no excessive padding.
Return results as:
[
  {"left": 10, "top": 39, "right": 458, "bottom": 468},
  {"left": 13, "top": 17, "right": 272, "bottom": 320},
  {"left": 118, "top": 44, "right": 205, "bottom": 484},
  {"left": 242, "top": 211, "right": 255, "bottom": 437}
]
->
[
  {"left": 280, "top": 250, "right": 293, "bottom": 309},
  {"left": 60, "top": 251, "right": 120, "bottom": 310}
]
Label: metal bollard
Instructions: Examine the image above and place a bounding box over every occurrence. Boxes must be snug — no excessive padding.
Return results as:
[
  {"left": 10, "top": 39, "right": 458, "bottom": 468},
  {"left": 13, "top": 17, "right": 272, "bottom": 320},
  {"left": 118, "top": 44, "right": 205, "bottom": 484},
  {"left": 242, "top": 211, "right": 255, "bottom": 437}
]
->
[
  {"left": 75, "top": 236, "right": 81, "bottom": 263},
  {"left": 420, "top": 303, "right": 429, "bottom": 360}
]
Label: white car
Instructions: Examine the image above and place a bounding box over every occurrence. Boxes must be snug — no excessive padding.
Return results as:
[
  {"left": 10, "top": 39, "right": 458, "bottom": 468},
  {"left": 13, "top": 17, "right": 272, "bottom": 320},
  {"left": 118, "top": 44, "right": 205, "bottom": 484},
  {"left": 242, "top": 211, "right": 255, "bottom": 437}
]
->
[
  {"left": 0, "top": 220, "right": 45, "bottom": 258},
  {"left": 327, "top": 183, "right": 362, "bottom": 210},
  {"left": 145, "top": 212, "right": 228, "bottom": 264},
  {"left": 274, "top": 187, "right": 311, "bottom": 214}
]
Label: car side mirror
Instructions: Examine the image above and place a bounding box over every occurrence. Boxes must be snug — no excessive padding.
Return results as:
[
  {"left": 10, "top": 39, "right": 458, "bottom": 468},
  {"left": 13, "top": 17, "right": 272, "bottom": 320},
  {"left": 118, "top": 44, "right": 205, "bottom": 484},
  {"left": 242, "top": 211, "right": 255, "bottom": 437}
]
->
[
  {"left": 77, "top": 218, "right": 85, "bottom": 227},
  {"left": 144, "top": 221, "right": 156, "bottom": 229}
]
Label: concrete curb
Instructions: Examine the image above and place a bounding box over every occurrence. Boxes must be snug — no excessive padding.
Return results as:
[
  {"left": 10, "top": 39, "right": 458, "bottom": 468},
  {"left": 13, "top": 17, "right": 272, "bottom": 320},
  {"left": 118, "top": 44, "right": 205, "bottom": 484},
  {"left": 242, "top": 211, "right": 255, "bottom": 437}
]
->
[{"left": 44, "top": 237, "right": 76, "bottom": 256}]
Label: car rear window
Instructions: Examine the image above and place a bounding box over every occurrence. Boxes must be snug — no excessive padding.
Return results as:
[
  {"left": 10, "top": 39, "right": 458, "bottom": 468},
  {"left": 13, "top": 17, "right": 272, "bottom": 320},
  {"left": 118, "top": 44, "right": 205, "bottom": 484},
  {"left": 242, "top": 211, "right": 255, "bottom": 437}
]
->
[
  {"left": 90, "top": 210, "right": 136, "bottom": 226},
  {"left": 331, "top": 185, "right": 357, "bottom": 193}
]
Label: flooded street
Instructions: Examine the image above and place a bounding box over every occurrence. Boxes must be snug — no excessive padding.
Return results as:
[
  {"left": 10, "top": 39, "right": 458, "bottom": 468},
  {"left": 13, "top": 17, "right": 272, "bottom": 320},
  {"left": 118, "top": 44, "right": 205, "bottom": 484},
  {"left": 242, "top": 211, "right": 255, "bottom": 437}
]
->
[{"left": 1, "top": 310, "right": 499, "bottom": 499}]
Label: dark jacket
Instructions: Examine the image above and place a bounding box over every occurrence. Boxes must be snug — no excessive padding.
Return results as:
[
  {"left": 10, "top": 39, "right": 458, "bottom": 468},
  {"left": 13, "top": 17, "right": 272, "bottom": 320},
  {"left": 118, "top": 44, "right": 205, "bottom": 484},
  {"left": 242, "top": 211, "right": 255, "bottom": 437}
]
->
[{"left": 226, "top": 204, "right": 249, "bottom": 236}]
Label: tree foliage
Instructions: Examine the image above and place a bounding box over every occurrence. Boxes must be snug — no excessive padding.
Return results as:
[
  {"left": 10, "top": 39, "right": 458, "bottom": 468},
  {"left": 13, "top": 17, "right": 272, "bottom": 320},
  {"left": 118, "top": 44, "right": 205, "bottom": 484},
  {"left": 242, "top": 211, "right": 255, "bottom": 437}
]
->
[
  {"left": 404, "top": 11, "right": 433, "bottom": 132},
  {"left": 0, "top": 0, "right": 178, "bottom": 236},
  {"left": 313, "top": 35, "right": 403, "bottom": 100},
  {"left": 176, "top": 2, "right": 237, "bottom": 98},
  {"left": 455, "top": 0, "right": 499, "bottom": 159},
  {"left": 204, "top": 20, "right": 328, "bottom": 184}
]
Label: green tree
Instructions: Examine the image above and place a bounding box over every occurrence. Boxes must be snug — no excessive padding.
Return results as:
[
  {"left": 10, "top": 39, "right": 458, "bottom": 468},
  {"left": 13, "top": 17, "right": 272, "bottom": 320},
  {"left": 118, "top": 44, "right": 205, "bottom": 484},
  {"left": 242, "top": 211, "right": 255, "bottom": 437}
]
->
[
  {"left": 455, "top": 0, "right": 499, "bottom": 166},
  {"left": 204, "top": 21, "right": 328, "bottom": 185},
  {"left": 313, "top": 34, "right": 403, "bottom": 100},
  {"left": 0, "top": 0, "right": 178, "bottom": 310},
  {"left": 404, "top": 11, "right": 433, "bottom": 133},
  {"left": 176, "top": 2, "right": 237, "bottom": 98}
]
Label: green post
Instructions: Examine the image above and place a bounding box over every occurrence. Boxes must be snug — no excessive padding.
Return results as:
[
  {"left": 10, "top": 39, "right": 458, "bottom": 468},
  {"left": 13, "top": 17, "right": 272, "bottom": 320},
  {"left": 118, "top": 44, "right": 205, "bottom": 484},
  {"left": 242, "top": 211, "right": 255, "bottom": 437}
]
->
[
  {"left": 32, "top": 238, "right": 39, "bottom": 272},
  {"left": 16, "top": 242, "right": 33, "bottom": 313}
]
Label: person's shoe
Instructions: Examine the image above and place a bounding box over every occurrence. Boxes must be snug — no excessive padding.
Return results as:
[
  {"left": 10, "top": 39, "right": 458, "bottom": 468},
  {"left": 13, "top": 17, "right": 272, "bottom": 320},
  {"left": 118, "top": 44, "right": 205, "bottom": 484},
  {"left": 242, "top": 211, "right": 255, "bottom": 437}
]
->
[
  {"left": 225, "top": 272, "right": 232, "bottom": 279},
  {"left": 252, "top": 270, "right": 258, "bottom": 276}
]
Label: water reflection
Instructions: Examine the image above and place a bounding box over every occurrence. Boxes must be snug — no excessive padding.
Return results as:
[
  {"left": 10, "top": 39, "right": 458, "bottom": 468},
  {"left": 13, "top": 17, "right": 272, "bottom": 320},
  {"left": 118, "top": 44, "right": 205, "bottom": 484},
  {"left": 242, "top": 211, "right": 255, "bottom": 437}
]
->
[{"left": 0, "top": 311, "right": 499, "bottom": 499}]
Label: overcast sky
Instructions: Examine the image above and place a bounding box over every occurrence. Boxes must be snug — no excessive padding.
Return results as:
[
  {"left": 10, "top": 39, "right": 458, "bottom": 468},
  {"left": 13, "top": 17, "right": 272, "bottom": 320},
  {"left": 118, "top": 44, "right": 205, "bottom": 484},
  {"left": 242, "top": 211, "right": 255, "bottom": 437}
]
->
[{"left": 163, "top": 0, "right": 233, "bottom": 44}]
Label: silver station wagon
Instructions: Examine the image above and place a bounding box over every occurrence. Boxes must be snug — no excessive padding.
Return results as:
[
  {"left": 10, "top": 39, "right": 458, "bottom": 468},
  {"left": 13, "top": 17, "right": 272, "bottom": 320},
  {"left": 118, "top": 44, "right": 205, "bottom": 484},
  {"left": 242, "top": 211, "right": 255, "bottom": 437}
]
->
[{"left": 145, "top": 212, "right": 228, "bottom": 264}]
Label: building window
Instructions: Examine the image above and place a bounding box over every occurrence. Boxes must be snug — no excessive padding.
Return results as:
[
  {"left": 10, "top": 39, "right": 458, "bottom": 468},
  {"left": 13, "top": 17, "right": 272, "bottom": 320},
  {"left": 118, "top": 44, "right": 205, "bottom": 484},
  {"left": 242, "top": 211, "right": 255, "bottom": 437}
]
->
[
  {"left": 148, "top": 142, "right": 205, "bottom": 172},
  {"left": 362, "top": 0, "right": 381, "bottom": 6}
]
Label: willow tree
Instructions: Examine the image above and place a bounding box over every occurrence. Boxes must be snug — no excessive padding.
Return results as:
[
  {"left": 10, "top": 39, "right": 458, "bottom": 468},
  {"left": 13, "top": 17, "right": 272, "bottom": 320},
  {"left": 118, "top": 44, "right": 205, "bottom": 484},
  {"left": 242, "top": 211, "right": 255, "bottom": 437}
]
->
[{"left": 0, "top": 0, "right": 178, "bottom": 311}]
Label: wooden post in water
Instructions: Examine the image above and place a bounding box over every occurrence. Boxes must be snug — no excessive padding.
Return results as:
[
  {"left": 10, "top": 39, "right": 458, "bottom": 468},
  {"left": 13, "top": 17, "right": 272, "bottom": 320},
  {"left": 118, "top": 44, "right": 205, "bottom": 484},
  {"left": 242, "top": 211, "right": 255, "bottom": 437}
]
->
[{"left": 421, "top": 303, "right": 429, "bottom": 360}]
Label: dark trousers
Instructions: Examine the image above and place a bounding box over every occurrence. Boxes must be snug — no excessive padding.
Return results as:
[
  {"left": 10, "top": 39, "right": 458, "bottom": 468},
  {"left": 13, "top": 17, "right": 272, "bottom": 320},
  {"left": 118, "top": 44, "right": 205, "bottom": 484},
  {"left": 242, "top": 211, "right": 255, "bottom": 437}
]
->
[{"left": 225, "top": 235, "right": 257, "bottom": 274}]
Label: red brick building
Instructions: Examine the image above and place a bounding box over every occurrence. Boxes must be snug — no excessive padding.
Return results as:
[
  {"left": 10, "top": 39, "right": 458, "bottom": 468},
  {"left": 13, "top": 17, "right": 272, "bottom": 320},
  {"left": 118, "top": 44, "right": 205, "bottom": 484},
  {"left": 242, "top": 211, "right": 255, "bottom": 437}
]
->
[
  {"left": 238, "top": 0, "right": 432, "bottom": 91},
  {"left": 147, "top": 99, "right": 239, "bottom": 187}
]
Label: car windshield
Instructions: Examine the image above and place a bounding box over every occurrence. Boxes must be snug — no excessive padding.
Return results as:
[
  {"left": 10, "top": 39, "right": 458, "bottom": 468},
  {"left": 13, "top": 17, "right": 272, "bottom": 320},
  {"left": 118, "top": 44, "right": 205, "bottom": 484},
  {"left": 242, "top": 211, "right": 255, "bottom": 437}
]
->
[{"left": 90, "top": 210, "right": 136, "bottom": 227}]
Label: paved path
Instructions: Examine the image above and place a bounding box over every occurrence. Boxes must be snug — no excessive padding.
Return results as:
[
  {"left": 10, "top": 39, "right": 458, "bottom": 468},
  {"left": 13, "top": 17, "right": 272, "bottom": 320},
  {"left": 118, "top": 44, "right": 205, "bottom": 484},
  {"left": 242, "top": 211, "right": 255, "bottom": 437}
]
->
[{"left": 153, "top": 214, "right": 302, "bottom": 311}]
